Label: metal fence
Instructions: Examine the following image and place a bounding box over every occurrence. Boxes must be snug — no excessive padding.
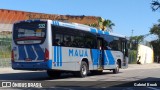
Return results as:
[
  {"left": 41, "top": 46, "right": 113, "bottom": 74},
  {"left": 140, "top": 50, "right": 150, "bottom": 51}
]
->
[
  {"left": 128, "top": 50, "right": 137, "bottom": 64},
  {"left": 0, "top": 58, "right": 11, "bottom": 68},
  {"left": 0, "top": 33, "right": 11, "bottom": 68}
]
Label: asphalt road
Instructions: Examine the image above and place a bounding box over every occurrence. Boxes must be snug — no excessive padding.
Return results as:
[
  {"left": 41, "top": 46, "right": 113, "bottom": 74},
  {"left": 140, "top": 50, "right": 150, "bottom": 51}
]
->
[{"left": 0, "top": 63, "right": 160, "bottom": 90}]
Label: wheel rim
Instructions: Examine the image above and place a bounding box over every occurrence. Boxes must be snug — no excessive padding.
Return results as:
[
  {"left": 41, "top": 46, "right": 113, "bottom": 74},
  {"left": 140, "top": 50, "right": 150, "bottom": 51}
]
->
[
  {"left": 116, "top": 64, "right": 119, "bottom": 72},
  {"left": 82, "top": 65, "right": 87, "bottom": 75}
]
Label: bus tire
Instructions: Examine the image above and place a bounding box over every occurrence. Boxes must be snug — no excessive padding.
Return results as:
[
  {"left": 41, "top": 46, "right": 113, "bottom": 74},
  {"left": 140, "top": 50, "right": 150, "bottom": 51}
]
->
[
  {"left": 113, "top": 62, "right": 119, "bottom": 74},
  {"left": 47, "top": 70, "right": 61, "bottom": 78},
  {"left": 76, "top": 61, "right": 88, "bottom": 78}
]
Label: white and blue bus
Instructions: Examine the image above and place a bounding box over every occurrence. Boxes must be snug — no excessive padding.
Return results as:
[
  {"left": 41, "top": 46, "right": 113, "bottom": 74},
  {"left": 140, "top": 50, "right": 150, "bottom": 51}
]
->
[{"left": 11, "top": 19, "right": 128, "bottom": 77}]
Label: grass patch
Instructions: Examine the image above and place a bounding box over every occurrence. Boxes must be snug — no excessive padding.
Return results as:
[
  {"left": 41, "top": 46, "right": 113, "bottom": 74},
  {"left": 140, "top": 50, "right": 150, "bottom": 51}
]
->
[{"left": 0, "top": 51, "right": 11, "bottom": 58}]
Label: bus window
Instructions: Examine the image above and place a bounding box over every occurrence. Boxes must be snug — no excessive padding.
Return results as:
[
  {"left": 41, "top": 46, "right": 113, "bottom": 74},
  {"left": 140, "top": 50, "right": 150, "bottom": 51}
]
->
[
  {"left": 63, "top": 35, "right": 71, "bottom": 47},
  {"left": 13, "top": 21, "right": 47, "bottom": 45},
  {"left": 84, "top": 34, "right": 96, "bottom": 49},
  {"left": 104, "top": 40, "right": 111, "bottom": 50},
  {"left": 54, "top": 34, "right": 63, "bottom": 46},
  {"left": 104, "top": 35, "right": 121, "bottom": 51}
]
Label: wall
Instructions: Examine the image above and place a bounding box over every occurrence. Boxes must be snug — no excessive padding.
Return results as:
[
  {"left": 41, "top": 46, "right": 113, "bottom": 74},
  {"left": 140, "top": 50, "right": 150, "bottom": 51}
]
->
[{"left": 137, "top": 44, "right": 154, "bottom": 64}]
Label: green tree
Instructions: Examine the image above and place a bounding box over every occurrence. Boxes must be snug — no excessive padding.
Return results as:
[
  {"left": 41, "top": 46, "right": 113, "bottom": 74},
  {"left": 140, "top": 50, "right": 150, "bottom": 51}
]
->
[
  {"left": 151, "top": 0, "right": 160, "bottom": 11},
  {"left": 150, "top": 40, "right": 160, "bottom": 60},
  {"left": 150, "top": 1, "right": 160, "bottom": 61},
  {"left": 150, "top": 24, "right": 160, "bottom": 41},
  {"left": 85, "top": 23, "right": 98, "bottom": 27},
  {"left": 150, "top": 21, "right": 160, "bottom": 61},
  {"left": 98, "top": 18, "right": 115, "bottom": 32},
  {"left": 130, "top": 35, "right": 144, "bottom": 50}
]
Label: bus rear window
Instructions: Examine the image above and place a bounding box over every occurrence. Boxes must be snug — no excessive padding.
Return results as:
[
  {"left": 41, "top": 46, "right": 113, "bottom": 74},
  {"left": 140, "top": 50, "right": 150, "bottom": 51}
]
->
[{"left": 13, "top": 21, "right": 47, "bottom": 44}]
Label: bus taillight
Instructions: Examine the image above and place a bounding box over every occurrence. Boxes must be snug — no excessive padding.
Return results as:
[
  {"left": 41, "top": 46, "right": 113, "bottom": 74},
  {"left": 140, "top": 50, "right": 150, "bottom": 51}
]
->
[
  {"left": 44, "top": 48, "right": 49, "bottom": 61},
  {"left": 11, "top": 50, "right": 14, "bottom": 62}
]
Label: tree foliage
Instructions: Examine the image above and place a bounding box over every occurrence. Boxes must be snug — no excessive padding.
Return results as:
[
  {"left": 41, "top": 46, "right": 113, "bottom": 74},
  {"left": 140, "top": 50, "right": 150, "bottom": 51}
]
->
[
  {"left": 150, "top": 24, "right": 160, "bottom": 41},
  {"left": 151, "top": 0, "right": 160, "bottom": 11},
  {"left": 150, "top": 21, "right": 160, "bottom": 60},
  {"left": 85, "top": 17, "right": 115, "bottom": 32},
  {"left": 85, "top": 23, "right": 98, "bottom": 27},
  {"left": 150, "top": 40, "right": 160, "bottom": 59},
  {"left": 150, "top": 1, "right": 160, "bottom": 61},
  {"left": 130, "top": 35, "right": 144, "bottom": 50},
  {"left": 98, "top": 17, "right": 115, "bottom": 32}
]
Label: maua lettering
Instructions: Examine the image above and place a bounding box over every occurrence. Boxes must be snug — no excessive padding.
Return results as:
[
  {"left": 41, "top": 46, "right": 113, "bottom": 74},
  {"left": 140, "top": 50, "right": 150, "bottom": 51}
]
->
[{"left": 69, "top": 49, "right": 88, "bottom": 57}]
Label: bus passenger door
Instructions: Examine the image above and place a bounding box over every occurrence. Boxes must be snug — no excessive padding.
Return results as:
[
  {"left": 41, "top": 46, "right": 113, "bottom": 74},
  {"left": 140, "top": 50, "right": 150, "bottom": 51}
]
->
[{"left": 97, "top": 38, "right": 103, "bottom": 69}]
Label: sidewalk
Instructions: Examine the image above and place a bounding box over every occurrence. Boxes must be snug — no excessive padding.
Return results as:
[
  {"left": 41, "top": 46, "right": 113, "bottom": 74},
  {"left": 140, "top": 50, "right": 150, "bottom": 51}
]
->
[{"left": 127, "top": 63, "right": 160, "bottom": 70}]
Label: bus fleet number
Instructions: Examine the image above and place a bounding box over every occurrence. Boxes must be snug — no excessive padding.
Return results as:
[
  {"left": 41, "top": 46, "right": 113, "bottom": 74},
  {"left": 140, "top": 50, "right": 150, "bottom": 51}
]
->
[{"left": 38, "top": 24, "right": 45, "bottom": 28}]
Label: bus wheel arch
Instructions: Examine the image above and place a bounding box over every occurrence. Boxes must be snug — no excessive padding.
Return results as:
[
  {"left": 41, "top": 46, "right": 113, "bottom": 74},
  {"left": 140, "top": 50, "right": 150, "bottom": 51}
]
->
[
  {"left": 117, "top": 59, "right": 121, "bottom": 68},
  {"left": 75, "top": 58, "right": 89, "bottom": 78},
  {"left": 81, "top": 58, "right": 89, "bottom": 69}
]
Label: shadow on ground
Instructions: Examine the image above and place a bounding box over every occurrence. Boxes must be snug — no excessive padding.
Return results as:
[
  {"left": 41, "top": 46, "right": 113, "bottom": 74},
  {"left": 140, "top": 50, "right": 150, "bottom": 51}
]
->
[{"left": 0, "top": 70, "right": 118, "bottom": 80}]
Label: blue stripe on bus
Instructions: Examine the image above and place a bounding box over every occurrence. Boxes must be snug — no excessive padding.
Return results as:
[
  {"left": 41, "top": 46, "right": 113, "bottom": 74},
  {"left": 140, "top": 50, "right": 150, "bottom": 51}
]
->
[
  {"left": 58, "top": 46, "right": 62, "bottom": 67},
  {"left": 34, "top": 45, "right": 44, "bottom": 60},
  {"left": 55, "top": 21, "right": 57, "bottom": 25},
  {"left": 106, "top": 51, "right": 115, "bottom": 65},
  {"left": 56, "top": 21, "right": 59, "bottom": 26},
  {"left": 60, "top": 46, "right": 62, "bottom": 66},
  {"left": 105, "top": 31, "right": 109, "bottom": 35},
  {"left": 90, "top": 28, "right": 97, "bottom": 33},
  {"left": 98, "top": 30, "right": 103, "bottom": 34},
  {"left": 57, "top": 46, "right": 59, "bottom": 67},
  {"left": 53, "top": 46, "right": 62, "bottom": 67},
  {"left": 52, "top": 21, "right": 59, "bottom": 26},
  {"left": 52, "top": 21, "right": 55, "bottom": 25},
  {"left": 53, "top": 21, "right": 55, "bottom": 25},
  {"left": 26, "top": 45, "right": 36, "bottom": 60},
  {"left": 18, "top": 45, "right": 26, "bottom": 60},
  {"left": 54, "top": 46, "right": 57, "bottom": 67},
  {"left": 91, "top": 49, "right": 99, "bottom": 65}
]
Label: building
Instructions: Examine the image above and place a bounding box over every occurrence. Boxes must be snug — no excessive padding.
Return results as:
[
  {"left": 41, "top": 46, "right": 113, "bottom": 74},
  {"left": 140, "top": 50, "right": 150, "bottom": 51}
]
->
[
  {"left": 137, "top": 44, "right": 154, "bottom": 64},
  {"left": 0, "top": 9, "right": 100, "bottom": 32}
]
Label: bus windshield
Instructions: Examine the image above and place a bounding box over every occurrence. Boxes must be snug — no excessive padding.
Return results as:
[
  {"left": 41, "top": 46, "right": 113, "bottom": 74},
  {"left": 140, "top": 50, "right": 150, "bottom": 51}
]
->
[{"left": 13, "top": 21, "right": 47, "bottom": 44}]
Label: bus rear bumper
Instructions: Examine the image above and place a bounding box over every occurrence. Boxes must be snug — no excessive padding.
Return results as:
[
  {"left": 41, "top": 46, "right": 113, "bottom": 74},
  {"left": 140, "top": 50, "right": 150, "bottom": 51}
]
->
[{"left": 12, "top": 60, "right": 52, "bottom": 70}]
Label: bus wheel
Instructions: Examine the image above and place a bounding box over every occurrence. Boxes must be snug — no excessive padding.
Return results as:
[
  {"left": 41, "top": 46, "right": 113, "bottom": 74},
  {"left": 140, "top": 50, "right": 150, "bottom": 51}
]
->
[
  {"left": 113, "top": 62, "right": 119, "bottom": 74},
  {"left": 47, "top": 70, "right": 61, "bottom": 78},
  {"left": 76, "top": 61, "right": 88, "bottom": 78}
]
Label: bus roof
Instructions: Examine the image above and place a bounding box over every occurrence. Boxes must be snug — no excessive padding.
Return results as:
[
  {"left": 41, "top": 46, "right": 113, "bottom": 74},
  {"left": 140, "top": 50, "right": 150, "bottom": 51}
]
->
[
  {"left": 14, "top": 19, "right": 126, "bottom": 38},
  {"left": 52, "top": 20, "right": 126, "bottom": 38}
]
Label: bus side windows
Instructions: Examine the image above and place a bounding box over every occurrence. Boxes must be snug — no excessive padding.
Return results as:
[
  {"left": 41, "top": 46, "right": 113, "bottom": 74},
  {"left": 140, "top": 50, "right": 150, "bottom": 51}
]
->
[
  {"left": 53, "top": 34, "right": 63, "bottom": 46},
  {"left": 53, "top": 39, "right": 60, "bottom": 46},
  {"left": 84, "top": 34, "right": 96, "bottom": 49},
  {"left": 104, "top": 41, "right": 111, "bottom": 50},
  {"left": 52, "top": 26, "right": 96, "bottom": 48},
  {"left": 104, "top": 35, "right": 121, "bottom": 51},
  {"left": 64, "top": 35, "right": 72, "bottom": 47}
]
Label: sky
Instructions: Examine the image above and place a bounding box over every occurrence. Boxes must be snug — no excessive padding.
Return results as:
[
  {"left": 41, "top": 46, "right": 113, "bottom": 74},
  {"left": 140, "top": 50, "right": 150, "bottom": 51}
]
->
[{"left": 0, "top": 0, "right": 160, "bottom": 40}]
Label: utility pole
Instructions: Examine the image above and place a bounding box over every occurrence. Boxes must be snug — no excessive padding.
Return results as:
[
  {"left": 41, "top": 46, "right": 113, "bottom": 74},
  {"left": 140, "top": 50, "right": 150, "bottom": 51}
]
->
[
  {"left": 131, "top": 29, "right": 134, "bottom": 37},
  {"left": 130, "top": 29, "right": 134, "bottom": 63}
]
